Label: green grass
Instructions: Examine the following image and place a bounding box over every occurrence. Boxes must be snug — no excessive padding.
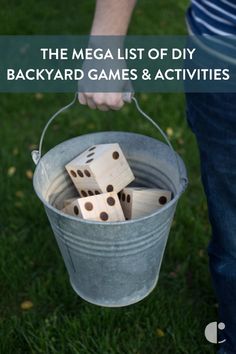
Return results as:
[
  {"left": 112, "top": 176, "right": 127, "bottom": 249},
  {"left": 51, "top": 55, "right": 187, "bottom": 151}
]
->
[{"left": 0, "top": 1, "right": 217, "bottom": 353}]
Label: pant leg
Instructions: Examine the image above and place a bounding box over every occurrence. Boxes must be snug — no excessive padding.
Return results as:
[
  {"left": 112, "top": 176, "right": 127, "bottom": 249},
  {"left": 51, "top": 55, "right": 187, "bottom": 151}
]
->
[{"left": 185, "top": 92, "right": 236, "bottom": 353}]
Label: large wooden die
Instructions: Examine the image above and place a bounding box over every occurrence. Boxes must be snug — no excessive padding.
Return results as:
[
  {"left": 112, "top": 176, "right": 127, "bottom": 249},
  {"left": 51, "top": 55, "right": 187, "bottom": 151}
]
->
[
  {"left": 65, "top": 143, "right": 134, "bottom": 197},
  {"left": 120, "top": 187, "right": 172, "bottom": 220},
  {"left": 62, "top": 192, "right": 125, "bottom": 222}
]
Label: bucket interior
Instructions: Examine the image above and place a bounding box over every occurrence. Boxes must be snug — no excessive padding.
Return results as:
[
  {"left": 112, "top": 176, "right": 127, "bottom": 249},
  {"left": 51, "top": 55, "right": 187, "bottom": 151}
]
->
[{"left": 33, "top": 131, "right": 186, "bottom": 214}]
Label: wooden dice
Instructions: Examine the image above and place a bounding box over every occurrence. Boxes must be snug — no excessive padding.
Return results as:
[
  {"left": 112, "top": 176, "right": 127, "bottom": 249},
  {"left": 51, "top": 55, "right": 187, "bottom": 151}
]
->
[
  {"left": 120, "top": 187, "right": 172, "bottom": 220},
  {"left": 63, "top": 144, "right": 172, "bottom": 222},
  {"left": 65, "top": 143, "right": 134, "bottom": 197},
  {"left": 62, "top": 193, "right": 125, "bottom": 222}
]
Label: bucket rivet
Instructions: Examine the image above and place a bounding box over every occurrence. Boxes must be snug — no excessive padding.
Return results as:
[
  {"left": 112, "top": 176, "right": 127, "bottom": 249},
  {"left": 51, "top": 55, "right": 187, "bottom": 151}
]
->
[
  {"left": 159, "top": 196, "right": 167, "bottom": 205},
  {"left": 70, "top": 170, "right": 77, "bottom": 178},
  {"left": 100, "top": 212, "right": 109, "bottom": 221},
  {"left": 74, "top": 206, "right": 79, "bottom": 215},
  {"left": 86, "top": 159, "right": 93, "bottom": 164},
  {"left": 112, "top": 151, "right": 119, "bottom": 160},
  {"left": 77, "top": 170, "right": 84, "bottom": 177},
  {"left": 107, "top": 197, "right": 115, "bottom": 206},
  {"left": 84, "top": 170, "right": 91, "bottom": 177},
  {"left": 106, "top": 185, "right": 114, "bottom": 192},
  {"left": 85, "top": 202, "right": 93, "bottom": 211}
]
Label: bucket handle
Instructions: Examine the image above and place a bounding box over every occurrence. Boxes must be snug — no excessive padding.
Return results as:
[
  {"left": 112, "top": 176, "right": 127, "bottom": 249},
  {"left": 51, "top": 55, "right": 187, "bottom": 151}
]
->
[{"left": 31, "top": 93, "right": 187, "bottom": 189}]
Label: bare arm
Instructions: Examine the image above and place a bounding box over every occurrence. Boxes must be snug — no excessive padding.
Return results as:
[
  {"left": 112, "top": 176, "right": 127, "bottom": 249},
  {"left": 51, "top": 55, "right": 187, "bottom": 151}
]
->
[
  {"left": 91, "top": 0, "right": 136, "bottom": 35},
  {"left": 79, "top": 0, "right": 136, "bottom": 111}
]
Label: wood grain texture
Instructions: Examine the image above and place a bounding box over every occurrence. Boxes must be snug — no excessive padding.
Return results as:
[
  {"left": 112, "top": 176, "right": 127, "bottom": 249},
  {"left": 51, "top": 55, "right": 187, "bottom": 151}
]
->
[
  {"left": 62, "top": 192, "right": 125, "bottom": 222},
  {"left": 65, "top": 143, "right": 134, "bottom": 195},
  {"left": 120, "top": 187, "right": 172, "bottom": 219}
]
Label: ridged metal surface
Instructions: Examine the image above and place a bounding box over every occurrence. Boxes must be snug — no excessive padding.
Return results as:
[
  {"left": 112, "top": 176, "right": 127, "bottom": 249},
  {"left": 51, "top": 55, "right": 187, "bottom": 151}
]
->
[
  {"left": 51, "top": 220, "right": 172, "bottom": 256},
  {"left": 33, "top": 131, "right": 187, "bottom": 307}
]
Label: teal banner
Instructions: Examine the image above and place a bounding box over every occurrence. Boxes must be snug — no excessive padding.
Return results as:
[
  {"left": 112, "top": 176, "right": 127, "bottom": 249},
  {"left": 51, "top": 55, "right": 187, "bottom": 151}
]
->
[{"left": 0, "top": 35, "right": 235, "bottom": 92}]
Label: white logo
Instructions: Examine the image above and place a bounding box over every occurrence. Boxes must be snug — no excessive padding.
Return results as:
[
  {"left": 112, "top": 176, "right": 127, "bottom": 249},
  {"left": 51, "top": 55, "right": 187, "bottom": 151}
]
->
[{"left": 204, "top": 322, "right": 226, "bottom": 344}]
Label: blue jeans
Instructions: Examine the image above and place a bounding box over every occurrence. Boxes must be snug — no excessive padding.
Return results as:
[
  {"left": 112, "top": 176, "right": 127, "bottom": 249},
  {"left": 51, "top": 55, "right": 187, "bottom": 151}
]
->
[{"left": 186, "top": 92, "right": 236, "bottom": 354}]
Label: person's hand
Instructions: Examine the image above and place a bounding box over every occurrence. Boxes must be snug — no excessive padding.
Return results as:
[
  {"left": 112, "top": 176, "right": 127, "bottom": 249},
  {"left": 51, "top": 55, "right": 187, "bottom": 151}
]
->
[{"left": 78, "top": 92, "right": 125, "bottom": 111}]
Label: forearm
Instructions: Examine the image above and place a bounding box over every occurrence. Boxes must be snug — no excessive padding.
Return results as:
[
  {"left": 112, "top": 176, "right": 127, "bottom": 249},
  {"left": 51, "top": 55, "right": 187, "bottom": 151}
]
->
[
  {"left": 91, "top": 0, "right": 136, "bottom": 35},
  {"left": 79, "top": 0, "right": 136, "bottom": 109}
]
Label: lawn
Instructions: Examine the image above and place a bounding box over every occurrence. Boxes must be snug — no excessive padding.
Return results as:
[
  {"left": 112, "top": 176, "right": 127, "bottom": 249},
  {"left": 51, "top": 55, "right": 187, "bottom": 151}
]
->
[{"left": 1, "top": 1, "right": 216, "bottom": 353}]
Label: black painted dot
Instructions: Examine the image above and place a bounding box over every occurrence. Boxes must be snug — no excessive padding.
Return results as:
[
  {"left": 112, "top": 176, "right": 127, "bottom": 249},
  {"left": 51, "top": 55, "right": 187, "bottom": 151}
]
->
[
  {"left": 85, "top": 202, "right": 93, "bottom": 211},
  {"left": 159, "top": 196, "right": 167, "bottom": 205},
  {"left": 107, "top": 197, "right": 115, "bottom": 206},
  {"left": 87, "top": 152, "right": 94, "bottom": 158},
  {"left": 122, "top": 193, "right": 126, "bottom": 202},
  {"left": 88, "top": 146, "right": 96, "bottom": 152},
  {"left": 86, "top": 159, "right": 93, "bottom": 164},
  {"left": 88, "top": 190, "right": 93, "bottom": 196},
  {"left": 84, "top": 169, "right": 91, "bottom": 177},
  {"left": 112, "top": 151, "right": 119, "bottom": 160},
  {"left": 81, "top": 190, "right": 87, "bottom": 197},
  {"left": 127, "top": 195, "right": 131, "bottom": 203},
  {"left": 95, "top": 190, "right": 100, "bottom": 195},
  {"left": 100, "top": 212, "right": 109, "bottom": 221},
  {"left": 74, "top": 206, "right": 79, "bottom": 215},
  {"left": 70, "top": 170, "right": 77, "bottom": 178},
  {"left": 77, "top": 170, "right": 84, "bottom": 177},
  {"left": 106, "top": 184, "right": 114, "bottom": 192}
]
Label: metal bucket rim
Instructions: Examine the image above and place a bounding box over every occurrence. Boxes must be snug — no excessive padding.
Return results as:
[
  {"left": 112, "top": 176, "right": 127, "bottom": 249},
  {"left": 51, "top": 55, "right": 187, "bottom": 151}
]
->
[{"left": 33, "top": 131, "right": 187, "bottom": 226}]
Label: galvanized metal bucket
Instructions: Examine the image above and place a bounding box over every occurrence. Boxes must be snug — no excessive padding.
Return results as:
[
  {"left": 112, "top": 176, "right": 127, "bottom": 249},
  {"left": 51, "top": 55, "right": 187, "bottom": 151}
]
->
[{"left": 32, "top": 94, "right": 188, "bottom": 307}]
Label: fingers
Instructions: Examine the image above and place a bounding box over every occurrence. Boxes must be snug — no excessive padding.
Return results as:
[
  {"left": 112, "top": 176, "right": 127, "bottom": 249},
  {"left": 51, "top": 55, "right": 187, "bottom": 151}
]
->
[
  {"left": 78, "top": 92, "right": 97, "bottom": 110},
  {"left": 86, "top": 97, "right": 97, "bottom": 110},
  {"left": 78, "top": 92, "right": 124, "bottom": 111},
  {"left": 97, "top": 105, "right": 109, "bottom": 112},
  {"left": 78, "top": 92, "right": 87, "bottom": 105}
]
